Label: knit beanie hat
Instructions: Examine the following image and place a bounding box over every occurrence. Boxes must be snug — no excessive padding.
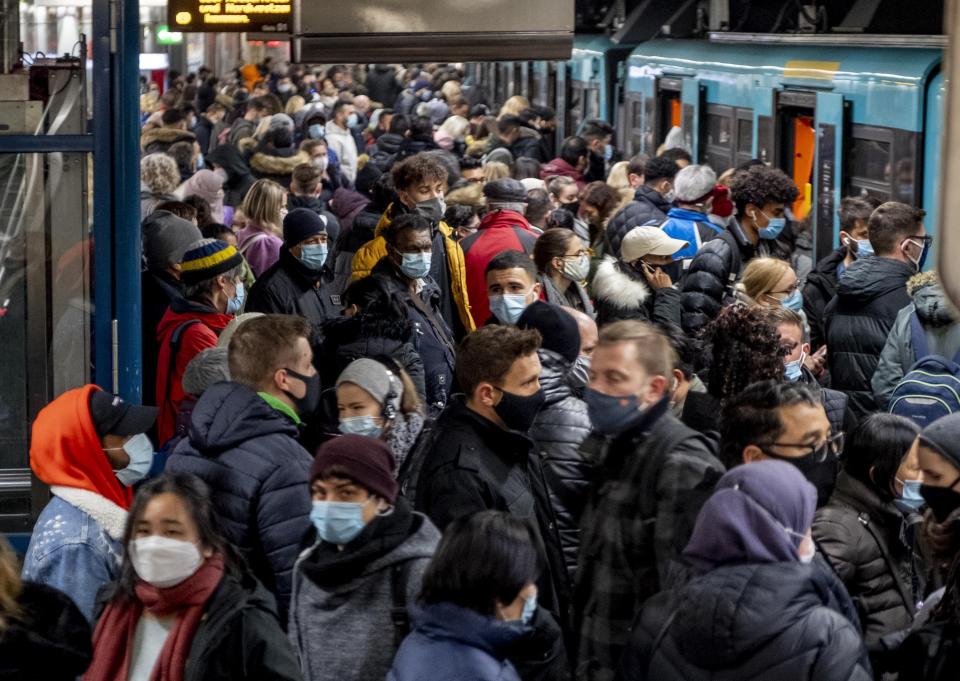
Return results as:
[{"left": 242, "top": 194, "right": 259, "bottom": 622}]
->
[
  {"left": 283, "top": 208, "right": 327, "bottom": 247},
  {"left": 517, "top": 301, "right": 580, "bottom": 363},
  {"left": 336, "top": 358, "right": 403, "bottom": 416},
  {"left": 142, "top": 210, "right": 203, "bottom": 271},
  {"left": 310, "top": 435, "right": 398, "bottom": 502},
  {"left": 268, "top": 113, "right": 295, "bottom": 131},
  {"left": 179, "top": 238, "right": 244, "bottom": 285},
  {"left": 920, "top": 413, "right": 960, "bottom": 470}
]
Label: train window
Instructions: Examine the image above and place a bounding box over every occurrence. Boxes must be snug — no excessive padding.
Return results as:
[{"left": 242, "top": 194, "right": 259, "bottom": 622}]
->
[
  {"left": 850, "top": 138, "right": 892, "bottom": 184},
  {"left": 707, "top": 110, "right": 733, "bottom": 147},
  {"left": 587, "top": 87, "right": 600, "bottom": 121},
  {"left": 704, "top": 105, "right": 753, "bottom": 173},
  {"left": 737, "top": 118, "right": 753, "bottom": 155}
]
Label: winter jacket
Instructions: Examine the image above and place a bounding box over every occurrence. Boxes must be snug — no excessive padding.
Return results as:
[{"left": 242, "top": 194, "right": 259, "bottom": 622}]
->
[
  {"left": 603, "top": 186, "right": 671, "bottom": 258},
  {"left": 245, "top": 247, "right": 343, "bottom": 348},
  {"left": 621, "top": 562, "right": 872, "bottom": 681},
  {"left": 207, "top": 144, "right": 256, "bottom": 208},
  {"left": 680, "top": 222, "right": 758, "bottom": 335},
  {"left": 591, "top": 257, "right": 682, "bottom": 330},
  {"left": 461, "top": 209, "right": 539, "bottom": 324},
  {"left": 141, "top": 268, "right": 188, "bottom": 408},
  {"left": 140, "top": 190, "right": 178, "bottom": 222},
  {"left": 290, "top": 504, "right": 440, "bottom": 681},
  {"left": 574, "top": 400, "right": 723, "bottom": 681},
  {"left": 372, "top": 258, "right": 456, "bottom": 414},
  {"left": 897, "top": 620, "right": 960, "bottom": 681},
  {"left": 0, "top": 581, "right": 92, "bottom": 680},
  {"left": 872, "top": 272, "right": 960, "bottom": 409},
  {"left": 813, "top": 471, "right": 919, "bottom": 643},
  {"left": 320, "top": 313, "right": 426, "bottom": 397},
  {"left": 540, "top": 274, "right": 595, "bottom": 318},
  {"left": 166, "top": 381, "right": 313, "bottom": 618},
  {"left": 393, "top": 137, "right": 440, "bottom": 165},
  {"left": 388, "top": 603, "right": 525, "bottom": 681},
  {"left": 352, "top": 203, "right": 475, "bottom": 336},
  {"left": 325, "top": 121, "right": 359, "bottom": 183},
  {"left": 824, "top": 256, "right": 914, "bottom": 418},
  {"left": 529, "top": 349, "right": 593, "bottom": 581},
  {"left": 154, "top": 299, "right": 232, "bottom": 445},
  {"left": 510, "top": 127, "right": 548, "bottom": 163},
  {"left": 415, "top": 398, "right": 570, "bottom": 619},
  {"left": 238, "top": 223, "right": 283, "bottom": 278},
  {"left": 331, "top": 194, "right": 378, "bottom": 295},
  {"left": 366, "top": 66, "right": 401, "bottom": 112},
  {"left": 140, "top": 126, "right": 196, "bottom": 154},
  {"left": 659, "top": 207, "right": 723, "bottom": 261},
  {"left": 797, "top": 367, "right": 854, "bottom": 438},
  {"left": 248, "top": 146, "right": 311, "bottom": 190},
  {"left": 540, "top": 158, "right": 586, "bottom": 191},
  {"left": 803, "top": 247, "right": 847, "bottom": 349},
  {"left": 367, "top": 133, "right": 404, "bottom": 173}
]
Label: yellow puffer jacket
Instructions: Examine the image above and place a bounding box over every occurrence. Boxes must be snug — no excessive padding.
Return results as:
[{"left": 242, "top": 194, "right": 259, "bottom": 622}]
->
[{"left": 351, "top": 204, "right": 475, "bottom": 332}]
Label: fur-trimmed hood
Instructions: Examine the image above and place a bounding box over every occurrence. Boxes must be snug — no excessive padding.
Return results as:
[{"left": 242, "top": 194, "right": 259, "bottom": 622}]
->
[
  {"left": 139, "top": 126, "right": 196, "bottom": 152},
  {"left": 908, "top": 270, "right": 960, "bottom": 326},
  {"left": 591, "top": 256, "right": 651, "bottom": 310},
  {"left": 249, "top": 149, "right": 310, "bottom": 176}
]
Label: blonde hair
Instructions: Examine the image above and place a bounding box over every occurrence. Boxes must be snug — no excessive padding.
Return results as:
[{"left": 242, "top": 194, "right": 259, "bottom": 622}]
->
[
  {"left": 140, "top": 153, "right": 180, "bottom": 195},
  {"left": 240, "top": 179, "right": 285, "bottom": 232},
  {"left": 398, "top": 367, "right": 423, "bottom": 416},
  {"left": 738, "top": 257, "right": 793, "bottom": 304},
  {"left": 499, "top": 95, "right": 530, "bottom": 119},
  {"left": 284, "top": 95, "right": 305, "bottom": 116},
  {"left": 483, "top": 161, "right": 510, "bottom": 183},
  {"left": 606, "top": 161, "right": 631, "bottom": 191},
  {"left": 0, "top": 538, "right": 22, "bottom": 632}
]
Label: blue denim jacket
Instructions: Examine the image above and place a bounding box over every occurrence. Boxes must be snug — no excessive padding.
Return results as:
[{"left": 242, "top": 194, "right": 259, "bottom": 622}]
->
[{"left": 21, "top": 494, "right": 124, "bottom": 622}]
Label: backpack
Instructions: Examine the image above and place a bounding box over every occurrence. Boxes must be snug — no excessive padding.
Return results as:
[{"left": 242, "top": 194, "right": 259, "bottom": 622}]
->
[{"left": 888, "top": 311, "right": 960, "bottom": 427}]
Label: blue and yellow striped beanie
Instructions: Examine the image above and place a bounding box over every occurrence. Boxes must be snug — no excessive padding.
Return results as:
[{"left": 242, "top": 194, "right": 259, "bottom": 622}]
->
[{"left": 180, "top": 238, "right": 244, "bottom": 285}]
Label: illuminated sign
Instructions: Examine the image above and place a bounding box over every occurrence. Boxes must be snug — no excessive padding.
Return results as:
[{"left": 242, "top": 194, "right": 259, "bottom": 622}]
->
[
  {"left": 167, "top": 0, "right": 293, "bottom": 33},
  {"left": 156, "top": 25, "right": 183, "bottom": 45}
]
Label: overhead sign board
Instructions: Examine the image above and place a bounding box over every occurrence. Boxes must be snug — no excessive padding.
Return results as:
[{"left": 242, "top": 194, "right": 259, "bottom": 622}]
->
[{"left": 168, "top": 0, "right": 293, "bottom": 33}]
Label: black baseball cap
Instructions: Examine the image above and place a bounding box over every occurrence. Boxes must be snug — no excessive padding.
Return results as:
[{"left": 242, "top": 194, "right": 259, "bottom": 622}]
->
[{"left": 88, "top": 391, "right": 158, "bottom": 438}]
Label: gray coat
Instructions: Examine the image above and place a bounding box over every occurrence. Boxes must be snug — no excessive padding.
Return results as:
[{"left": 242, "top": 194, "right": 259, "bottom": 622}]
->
[
  {"left": 872, "top": 272, "right": 960, "bottom": 409},
  {"left": 289, "top": 512, "right": 440, "bottom": 681}
]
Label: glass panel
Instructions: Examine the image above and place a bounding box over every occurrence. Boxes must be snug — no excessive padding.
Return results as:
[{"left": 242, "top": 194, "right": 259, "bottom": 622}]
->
[
  {"left": 703, "top": 150, "right": 731, "bottom": 174},
  {"left": 850, "top": 137, "right": 892, "bottom": 183},
  {"left": 587, "top": 87, "right": 600, "bottom": 121},
  {"left": 737, "top": 117, "right": 753, "bottom": 154},
  {"left": 707, "top": 113, "right": 732, "bottom": 148}
]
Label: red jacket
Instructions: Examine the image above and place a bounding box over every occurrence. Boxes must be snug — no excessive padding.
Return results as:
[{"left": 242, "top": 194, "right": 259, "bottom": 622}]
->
[
  {"left": 460, "top": 210, "right": 539, "bottom": 324},
  {"left": 155, "top": 300, "right": 232, "bottom": 445},
  {"left": 540, "top": 158, "right": 586, "bottom": 191}
]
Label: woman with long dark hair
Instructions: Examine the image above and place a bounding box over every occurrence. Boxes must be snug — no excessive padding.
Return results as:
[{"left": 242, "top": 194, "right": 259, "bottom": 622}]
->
[{"left": 83, "top": 473, "right": 300, "bottom": 681}]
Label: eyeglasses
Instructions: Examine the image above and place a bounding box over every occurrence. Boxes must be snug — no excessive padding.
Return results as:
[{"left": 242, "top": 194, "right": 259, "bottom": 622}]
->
[
  {"left": 905, "top": 234, "right": 933, "bottom": 247},
  {"left": 563, "top": 249, "right": 591, "bottom": 259},
  {"left": 764, "top": 281, "right": 801, "bottom": 300},
  {"left": 757, "top": 431, "right": 844, "bottom": 463}
]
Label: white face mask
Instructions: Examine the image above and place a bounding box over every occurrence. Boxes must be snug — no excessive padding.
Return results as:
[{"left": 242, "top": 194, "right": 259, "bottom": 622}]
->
[
  {"left": 798, "top": 544, "right": 816, "bottom": 564},
  {"left": 129, "top": 536, "right": 204, "bottom": 588}
]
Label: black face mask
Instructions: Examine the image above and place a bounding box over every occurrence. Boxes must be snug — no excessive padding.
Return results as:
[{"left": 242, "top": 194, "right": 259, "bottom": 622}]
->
[
  {"left": 921, "top": 476, "right": 960, "bottom": 523},
  {"left": 493, "top": 386, "right": 545, "bottom": 433},
  {"left": 282, "top": 367, "right": 321, "bottom": 418},
  {"left": 562, "top": 201, "right": 580, "bottom": 218},
  {"left": 766, "top": 450, "right": 839, "bottom": 507}
]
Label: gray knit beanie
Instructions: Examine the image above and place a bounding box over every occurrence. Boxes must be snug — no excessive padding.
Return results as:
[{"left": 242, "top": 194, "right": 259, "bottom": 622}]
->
[{"left": 336, "top": 358, "right": 403, "bottom": 414}]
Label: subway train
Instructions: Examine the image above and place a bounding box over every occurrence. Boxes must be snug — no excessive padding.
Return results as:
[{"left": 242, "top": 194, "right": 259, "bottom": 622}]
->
[{"left": 465, "top": 34, "right": 944, "bottom": 262}]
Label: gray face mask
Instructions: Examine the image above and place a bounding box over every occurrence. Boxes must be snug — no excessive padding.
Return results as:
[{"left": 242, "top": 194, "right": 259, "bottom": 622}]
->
[{"left": 568, "top": 354, "right": 591, "bottom": 392}]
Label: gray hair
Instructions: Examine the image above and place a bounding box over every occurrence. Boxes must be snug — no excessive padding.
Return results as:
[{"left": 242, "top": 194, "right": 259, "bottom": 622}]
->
[
  {"left": 674, "top": 164, "right": 717, "bottom": 204},
  {"left": 183, "top": 263, "right": 244, "bottom": 301},
  {"left": 487, "top": 201, "right": 527, "bottom": 215},
  {"left": 182, "top": 347, "right": 230, "bottom": 396}
]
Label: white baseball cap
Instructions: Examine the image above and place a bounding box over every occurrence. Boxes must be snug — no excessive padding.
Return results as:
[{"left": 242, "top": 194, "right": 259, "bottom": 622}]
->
[{"left": 621, "top": 226, "right": 689, "bottom": 262}]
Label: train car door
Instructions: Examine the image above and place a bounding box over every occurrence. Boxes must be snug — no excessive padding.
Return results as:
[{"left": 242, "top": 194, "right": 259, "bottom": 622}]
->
[
  {"left": 775, "top": 90, "right": 817, "bottom": 224},
  {"left": 681, "top": 78, "right": 705, "bottom": 160},
  {"left": 814, "top": 92, "right": 849, "bottom": 262},
  {"left": 753, "top": 87, "right": 777, "bottom": 164},
  {"left": 624, "top": 63, "right": 656, "bottom": 157},
  {"left": 655, "top": 77, "right": 682, "bottom": 151}
]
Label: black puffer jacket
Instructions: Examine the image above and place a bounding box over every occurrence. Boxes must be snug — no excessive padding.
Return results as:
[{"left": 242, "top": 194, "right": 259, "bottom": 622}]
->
[
  {"left": 603, "top": 186, "right": 671, "bottom": 258},
  {"left": 680, "top": 223, "right": 758, "bottom": 335},
  {"left": 803, "top": 247, "right": 847, "bottom": 349},
  {"left": 798, "top": 367, "right": 855, "bottom": 438},
  {"left": 590, "top": 257, "right": 682, "bottom": 330},
  {"left": 528, "top": 349, "right": 593, "bottom": 581},
  {"left": 621, "top": 562, "right": 872, "bottom": 681},
  {"left": 813, "top": 471, "right": 918, "bottom": 644},
  {"left": 824, "top": 256, "right": 914, "bottom": 419},
  {"left": 166, "top": 382, "right": 313, "bottom": 619}
]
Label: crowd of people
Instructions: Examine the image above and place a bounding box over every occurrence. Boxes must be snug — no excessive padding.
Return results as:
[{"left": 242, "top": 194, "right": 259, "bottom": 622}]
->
[{"left": 4, "top": 60, "right": 960, "bottom": 680}]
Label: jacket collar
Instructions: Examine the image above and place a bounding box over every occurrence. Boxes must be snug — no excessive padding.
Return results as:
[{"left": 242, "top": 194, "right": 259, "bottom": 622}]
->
[
  {"left": 634, "top": 184, "right": 671, "bottom": 211},
  {"left": 445, "top": 397, "right": 534, "bottom": 457},
  {"left": 51, "top": 486, "right": 128, "bottom": 540}
]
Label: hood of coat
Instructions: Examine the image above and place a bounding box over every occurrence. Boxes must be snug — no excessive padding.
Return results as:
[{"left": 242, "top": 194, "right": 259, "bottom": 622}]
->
[
  {"left": 156, "top": 300, "right": 232, "bottom": 342},
  {"left": 671, "top": 562, "right": 837, "bottom": 669},
  {"left": 187, "top": 381, "right": 299, "bottom": 452},
  {"left": 375, "top": 132, "right": 405, "bottom": 155},
  {"left": 634, "top": 184, "right": 672, "bottom": 213},
  {"left": 591, "top": 257, "right": 650, "bottom": 309},
  {"left": 329, "top": 188, "right": 371, "bottom": 221},
  {"left": 249, "top": 149, "right": 310, "bottom": 176},
  {"left": 410, "top": 602, "right": 527, "bottom": 657},
  {"left": 539, "top": 158, "right": 582, "bottom": 182},
  {"left": 206, "top": 144, "right": 254, "bottom": 186},
  {"left": 538, "top": 348, "right": 575, "bottom": 407},
  {"left": 908, "top": 271, "right": 960, "bottom": 326},
  {"left": 140, "top": 126, "right": 196, "bottom": 151},
  {"left": 836, "top": 256, "right": 915, "bottom": 305}
]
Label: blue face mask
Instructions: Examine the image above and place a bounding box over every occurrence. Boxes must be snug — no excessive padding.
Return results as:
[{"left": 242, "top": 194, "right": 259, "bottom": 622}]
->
[
  {"left": 784, "top": 351, "right": 805, "bottom": 383},
  {"left": 195, "top": 154, "right": 205, "bottom": 170},
  {"left": 308, "top": 123, "right": 324, "bottom": 140},
  {"left": 781, "top": 288, "right": 803, "bottom": 312},
  {"left": 855, "top": 238, "right": 874, "bottom": 259},
  {"left": 346, "top": 113, "right": 360, "bottom": 128},
  {"left": 584, "top": 387, "right": 645, "bottom": 437},
  {"left": 756, "top": 210, "right": 787, "bottom": 240},
  {"left": 299, "top": 243, "right": 328, "bottom": 270},
  {"left": 603, "top": 144, "right": 614, "bottom": 163},
  {"left": 109, "top": 434, "right": 155, "bottom": 486},
  {"left": 339, "top": 415, "right": 383, "bottom": 438},
  {"left": 310, "top": 500, "right": 368, "bottom": 545},
  {"left": 399, "top": 251, "right": 432, "bottom": 279},
  {"left": 226, "top": 281, "right": 245, "bottom": 315},
  {"left": 898, "top": 478, "right": 925, "bottom": 512},
  {"left": 489, "top": 293, "right": 531, "bottom": 326}
]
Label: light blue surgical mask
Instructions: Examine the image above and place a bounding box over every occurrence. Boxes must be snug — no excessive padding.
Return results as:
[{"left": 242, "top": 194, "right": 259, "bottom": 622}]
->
[
  {"left": 310, "top": 500, "right": 369, "bottom": 545},
  {"left": 603, "top": 144, "right": 614, "bottom": 163},
  {"left": 347, "top": 113, "right": 360, "bottom": 128},
  {"left": 308, "top": 123, "right": 324, "bottom": 140},
  {"left": 489, "top": 292, "right": 531, "bottom": 325},
  {"left": 299, "top": 243, "right": 328, "bottom": 270},
  {"left": 109, "top": 434, "right": 155, "bottom": 486},
  {"left": 784, "top": 351, "right": 805, "bottom": 383},
  {"left": 855, "top": 238, "right": 874, "bottom": 259},
  {"left": 399, "top": 251, "right": 432, "bottom": 279},
  {"left": 196, "top": 154, "right": 205, "bottom": 170},
  {"left": 226, "top": 281, "right": 245, "bottom": 315},
  {"left": 897, "top": 478, "right": 925, "bottom": 512},
  {"left": 339, "top": 415, "right": 383, "bottom": 438},
  {"left": 756, "top": 210, "right": 787, "bottom": 240},
  {"left": 782, "top": 288, "right": 803, "bottom": 312},
  {"left": 521, "top": 592, "right": 538, "bottom": 625}
]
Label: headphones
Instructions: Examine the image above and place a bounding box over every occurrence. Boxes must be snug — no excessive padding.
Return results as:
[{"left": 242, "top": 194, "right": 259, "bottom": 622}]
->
[{"left": 372, "top": 355, "right": 401, "bottom": 421}]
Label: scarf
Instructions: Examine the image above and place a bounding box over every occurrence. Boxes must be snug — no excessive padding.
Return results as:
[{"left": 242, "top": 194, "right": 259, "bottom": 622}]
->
[
  {"left": 84, "top": 554, "right": 225, "bottom": 681},
  {"left": 385, "top": 411, "right": 425, "bottom": 472}
]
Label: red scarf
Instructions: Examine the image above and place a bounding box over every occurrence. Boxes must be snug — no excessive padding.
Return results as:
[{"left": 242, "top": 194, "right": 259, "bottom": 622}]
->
[{"left": 84, "top": 554, "right": 225, "bottom": 681}]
